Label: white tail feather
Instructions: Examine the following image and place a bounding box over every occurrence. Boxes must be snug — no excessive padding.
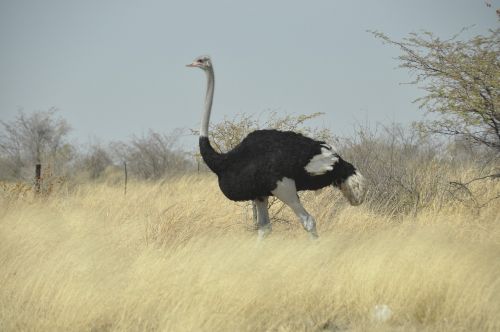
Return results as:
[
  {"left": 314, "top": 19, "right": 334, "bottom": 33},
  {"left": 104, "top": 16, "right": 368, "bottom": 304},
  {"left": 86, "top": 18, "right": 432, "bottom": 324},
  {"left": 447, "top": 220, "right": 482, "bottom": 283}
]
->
[{"left": 340, "top": 172, "right": 367, "bottom": 206}]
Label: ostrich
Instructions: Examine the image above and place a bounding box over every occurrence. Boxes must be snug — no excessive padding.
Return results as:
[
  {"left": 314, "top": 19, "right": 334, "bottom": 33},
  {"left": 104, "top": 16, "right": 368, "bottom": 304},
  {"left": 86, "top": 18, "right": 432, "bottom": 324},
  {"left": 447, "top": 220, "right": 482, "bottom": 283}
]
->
[{"left": 187, "top": 55, "right": 366, "bottom": 239}]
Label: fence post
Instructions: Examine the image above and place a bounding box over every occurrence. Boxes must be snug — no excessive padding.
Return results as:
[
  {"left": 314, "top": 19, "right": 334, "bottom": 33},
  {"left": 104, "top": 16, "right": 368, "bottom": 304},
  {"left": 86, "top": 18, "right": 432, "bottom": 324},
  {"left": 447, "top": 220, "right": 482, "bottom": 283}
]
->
[
  {"left": 123, "top": 161, "right": 128, "bottom": 196},
  {"left": 35, "top": 164, "right": 41, "bottom": 194}
]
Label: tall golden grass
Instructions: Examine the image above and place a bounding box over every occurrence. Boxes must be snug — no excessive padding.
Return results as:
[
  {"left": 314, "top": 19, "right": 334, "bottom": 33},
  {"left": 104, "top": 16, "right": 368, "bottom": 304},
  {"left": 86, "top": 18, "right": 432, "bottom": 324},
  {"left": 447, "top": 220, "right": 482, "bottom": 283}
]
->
[{"left": 1, "top": 172, "right": 499, "bottom": 331}]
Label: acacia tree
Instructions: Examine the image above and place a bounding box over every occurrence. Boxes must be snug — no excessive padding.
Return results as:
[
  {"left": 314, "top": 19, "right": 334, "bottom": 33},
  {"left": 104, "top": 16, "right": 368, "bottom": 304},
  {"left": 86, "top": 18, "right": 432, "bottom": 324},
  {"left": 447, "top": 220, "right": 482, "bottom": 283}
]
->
[
  {"left": 372, "top": 28, "right": 500, "bottom": 152},
  {"left": 110, "top": 129, "right": 192, "bottom": 180},
  {"left": 81, "top": 143, "right": 113, "bottom": 179},
  {"left": 0, "top": 109, "right": 72, "bottom": 180},
  {"left": 205, "top": 111, "right": 333, "bottom": 153}
]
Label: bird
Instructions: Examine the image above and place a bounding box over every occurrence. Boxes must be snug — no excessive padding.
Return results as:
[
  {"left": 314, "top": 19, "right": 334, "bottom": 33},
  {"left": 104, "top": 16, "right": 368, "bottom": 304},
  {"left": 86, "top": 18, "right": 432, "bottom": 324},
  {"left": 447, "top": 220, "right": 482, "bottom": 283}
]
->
[{"left": 187, "top": 55, "right": 366, "bottom": 239}]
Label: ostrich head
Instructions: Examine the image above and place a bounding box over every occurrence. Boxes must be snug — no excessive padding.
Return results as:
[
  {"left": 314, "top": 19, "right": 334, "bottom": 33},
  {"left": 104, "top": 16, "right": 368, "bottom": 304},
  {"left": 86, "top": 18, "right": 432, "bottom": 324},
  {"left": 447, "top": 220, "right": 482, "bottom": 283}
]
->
[{"left": 186, "top": 55, "right": 212, "bottom": 70}]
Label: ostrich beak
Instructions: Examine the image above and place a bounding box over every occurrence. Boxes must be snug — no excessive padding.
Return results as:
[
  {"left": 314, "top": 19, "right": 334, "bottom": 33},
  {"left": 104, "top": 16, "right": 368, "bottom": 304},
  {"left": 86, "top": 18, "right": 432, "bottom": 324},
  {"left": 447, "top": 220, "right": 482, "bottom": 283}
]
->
[{"left": 186, "top": 62, "right": 198, "bottom": 68}]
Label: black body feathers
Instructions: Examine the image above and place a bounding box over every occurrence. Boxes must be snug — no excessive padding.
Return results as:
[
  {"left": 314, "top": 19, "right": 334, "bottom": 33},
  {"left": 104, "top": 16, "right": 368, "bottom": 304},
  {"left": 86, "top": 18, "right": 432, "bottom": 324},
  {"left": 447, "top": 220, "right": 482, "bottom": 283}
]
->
[{"left": 199, "top": 129, "right": 356, "bottom": 202}]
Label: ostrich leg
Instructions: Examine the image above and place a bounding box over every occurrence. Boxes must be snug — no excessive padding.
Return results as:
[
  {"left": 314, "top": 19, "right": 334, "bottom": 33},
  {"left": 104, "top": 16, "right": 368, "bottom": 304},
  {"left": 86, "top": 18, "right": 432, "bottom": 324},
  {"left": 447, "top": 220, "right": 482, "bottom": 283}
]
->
[
  {"left": 272, "top": 178, "right": 318, "bottom": 239},
  {"left": 254, "top": 197, "right": 271, "bottom": 239}
]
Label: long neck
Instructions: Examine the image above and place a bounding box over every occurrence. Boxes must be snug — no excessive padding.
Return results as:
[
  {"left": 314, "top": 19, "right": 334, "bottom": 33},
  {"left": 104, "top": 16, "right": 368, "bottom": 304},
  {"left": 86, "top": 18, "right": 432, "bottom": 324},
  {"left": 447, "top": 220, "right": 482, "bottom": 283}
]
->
[
  {"left": 198, "top": 66, "right": 225, "bottom": 174},
  {"left": 200, "top": 67, "right": 214, "bottom": 137}
]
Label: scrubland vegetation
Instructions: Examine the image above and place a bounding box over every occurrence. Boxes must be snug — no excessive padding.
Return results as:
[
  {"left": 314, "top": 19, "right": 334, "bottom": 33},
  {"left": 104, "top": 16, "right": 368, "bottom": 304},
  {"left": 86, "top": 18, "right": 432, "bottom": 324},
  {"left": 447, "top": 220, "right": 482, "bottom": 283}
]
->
[
  {"left": 0, "top": 105, "right": 499, "bottom": 332},
  {"left": 1, "top": 156, "right": 499, "bottom": 331}
]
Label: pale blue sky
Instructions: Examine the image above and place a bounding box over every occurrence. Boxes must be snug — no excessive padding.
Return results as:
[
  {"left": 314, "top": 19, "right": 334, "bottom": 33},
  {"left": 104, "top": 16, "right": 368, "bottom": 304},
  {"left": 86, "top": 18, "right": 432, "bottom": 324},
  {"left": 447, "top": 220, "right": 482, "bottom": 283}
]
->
[{"left": 0, "top": 0, "right": 497, "bottom": 147}]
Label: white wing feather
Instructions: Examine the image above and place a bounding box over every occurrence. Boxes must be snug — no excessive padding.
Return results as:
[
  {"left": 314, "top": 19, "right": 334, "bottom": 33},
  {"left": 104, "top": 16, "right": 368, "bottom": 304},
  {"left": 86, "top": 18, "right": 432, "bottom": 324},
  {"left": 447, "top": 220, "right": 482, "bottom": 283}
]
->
[{"left": 304, "top": 144, "right": 339, "bottom": 175}]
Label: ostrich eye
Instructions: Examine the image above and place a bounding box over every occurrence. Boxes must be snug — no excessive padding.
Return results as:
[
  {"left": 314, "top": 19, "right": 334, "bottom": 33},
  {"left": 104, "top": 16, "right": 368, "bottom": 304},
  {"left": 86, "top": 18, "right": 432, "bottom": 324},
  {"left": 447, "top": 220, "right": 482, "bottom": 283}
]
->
[{"left": 197, "top": 59, "right": 203, "bottom": 63}]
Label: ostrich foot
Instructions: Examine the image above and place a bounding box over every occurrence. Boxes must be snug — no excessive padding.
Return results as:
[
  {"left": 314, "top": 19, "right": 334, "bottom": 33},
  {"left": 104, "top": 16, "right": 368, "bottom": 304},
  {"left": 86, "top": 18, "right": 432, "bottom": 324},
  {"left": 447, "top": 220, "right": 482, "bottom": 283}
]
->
[
  {"left": 257, "top": 224, "right": 272, "bottom": 240},
  {"left": 308, "top": 229, "right": 319, "bottom": 240}
]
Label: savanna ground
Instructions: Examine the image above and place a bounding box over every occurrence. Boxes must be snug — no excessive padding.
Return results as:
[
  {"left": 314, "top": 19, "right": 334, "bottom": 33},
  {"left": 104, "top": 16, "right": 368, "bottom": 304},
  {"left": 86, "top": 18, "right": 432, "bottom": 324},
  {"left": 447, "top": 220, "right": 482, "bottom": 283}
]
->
[{"left": 1, "top": 168, "right": 499, "bottom": 331}]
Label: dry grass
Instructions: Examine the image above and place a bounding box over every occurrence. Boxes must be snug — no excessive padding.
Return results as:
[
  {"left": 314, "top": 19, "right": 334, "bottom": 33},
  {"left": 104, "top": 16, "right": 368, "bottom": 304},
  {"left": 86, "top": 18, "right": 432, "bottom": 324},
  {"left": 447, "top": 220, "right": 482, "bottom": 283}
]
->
[{"left": 1, "top": 173, "right": 499, "bottom": 331}]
